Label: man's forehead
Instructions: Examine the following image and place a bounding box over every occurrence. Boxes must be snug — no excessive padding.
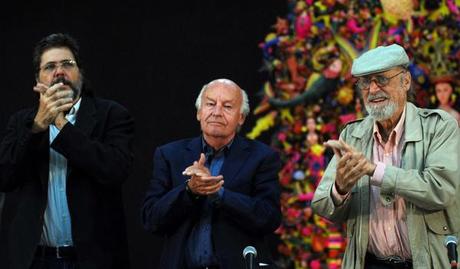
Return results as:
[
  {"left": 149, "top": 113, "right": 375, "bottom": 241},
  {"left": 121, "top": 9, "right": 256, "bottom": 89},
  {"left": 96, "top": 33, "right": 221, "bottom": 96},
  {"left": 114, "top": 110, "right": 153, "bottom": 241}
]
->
[
  {"left": 204, "top": 84, "right": 241, "bottom": 100},
  {"left": 41, "top": 47, "right": 74, "bottom": 62}
]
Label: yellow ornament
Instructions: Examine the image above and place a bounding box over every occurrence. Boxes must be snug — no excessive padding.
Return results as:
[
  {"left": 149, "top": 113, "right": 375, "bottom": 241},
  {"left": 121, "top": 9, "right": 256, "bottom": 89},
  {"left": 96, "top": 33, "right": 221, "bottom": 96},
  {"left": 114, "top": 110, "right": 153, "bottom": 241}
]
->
[
  {"left": 380, "top": 0, "right": 414, "bottom": 20},
  {"left": 337, "top": 86, "right": 354, "bottom": 106}
]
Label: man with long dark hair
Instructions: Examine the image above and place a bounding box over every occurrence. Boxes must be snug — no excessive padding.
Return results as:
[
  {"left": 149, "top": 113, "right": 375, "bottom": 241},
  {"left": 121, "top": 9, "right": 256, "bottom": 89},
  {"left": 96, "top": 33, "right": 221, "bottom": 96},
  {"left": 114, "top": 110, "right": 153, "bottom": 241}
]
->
[{"left": 0, "top": 33, "right": 134, "bottom": 269}]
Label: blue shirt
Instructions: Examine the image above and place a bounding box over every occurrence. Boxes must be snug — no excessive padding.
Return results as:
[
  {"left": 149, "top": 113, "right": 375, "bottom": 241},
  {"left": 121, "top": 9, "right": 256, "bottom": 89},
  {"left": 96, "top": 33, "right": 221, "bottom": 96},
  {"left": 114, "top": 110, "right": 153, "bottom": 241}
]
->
[
  {"left": 40, "top": 98, "right": 81, "bottom": 247},
  {"left": 185, "top": 139, "right": 230, "bottom": 268}
]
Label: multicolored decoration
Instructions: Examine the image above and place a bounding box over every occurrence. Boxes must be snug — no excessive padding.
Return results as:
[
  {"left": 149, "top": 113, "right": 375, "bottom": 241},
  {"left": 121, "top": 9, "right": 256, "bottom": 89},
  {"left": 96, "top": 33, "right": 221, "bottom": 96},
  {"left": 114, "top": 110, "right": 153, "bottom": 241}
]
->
[{"left": 248, "top": 0, "right": 460, "bottom": 268}]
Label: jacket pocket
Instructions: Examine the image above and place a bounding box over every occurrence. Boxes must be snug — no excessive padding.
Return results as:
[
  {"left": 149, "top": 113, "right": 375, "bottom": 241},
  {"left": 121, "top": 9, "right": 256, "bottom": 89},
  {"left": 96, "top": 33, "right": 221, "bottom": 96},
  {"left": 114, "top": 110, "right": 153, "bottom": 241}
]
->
[
  {"left": 424, "top": 210, "right": 452, "bottom": 234},
  {"left": 424, "top": 198, "right": 460, "bottom": 235}
]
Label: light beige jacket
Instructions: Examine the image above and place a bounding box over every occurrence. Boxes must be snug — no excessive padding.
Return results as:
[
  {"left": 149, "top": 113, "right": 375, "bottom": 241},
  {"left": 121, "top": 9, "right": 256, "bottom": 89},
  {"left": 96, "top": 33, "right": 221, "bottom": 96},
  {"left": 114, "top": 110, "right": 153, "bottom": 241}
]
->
[{"left": 312, "top": 103, "right": 460, "bottom": 268}]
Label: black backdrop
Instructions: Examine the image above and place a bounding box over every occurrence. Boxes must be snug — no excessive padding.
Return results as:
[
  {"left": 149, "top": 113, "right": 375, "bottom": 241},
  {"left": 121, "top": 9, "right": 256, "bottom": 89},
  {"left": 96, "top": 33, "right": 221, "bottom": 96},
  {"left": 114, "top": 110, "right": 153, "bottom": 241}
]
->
[{"left": 0, "top": 1, "right": 287, "bottom": 268}]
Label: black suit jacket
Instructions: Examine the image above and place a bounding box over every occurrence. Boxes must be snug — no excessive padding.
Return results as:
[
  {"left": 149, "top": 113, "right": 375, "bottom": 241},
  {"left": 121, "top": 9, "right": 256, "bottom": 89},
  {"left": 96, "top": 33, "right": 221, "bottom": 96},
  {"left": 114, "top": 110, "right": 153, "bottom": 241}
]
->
[
  {"left": 0, "top": 96, "right": 134, "bottom": 269},
  {"left": 142, "top": 135, "right": 281, "bottom": 269}
]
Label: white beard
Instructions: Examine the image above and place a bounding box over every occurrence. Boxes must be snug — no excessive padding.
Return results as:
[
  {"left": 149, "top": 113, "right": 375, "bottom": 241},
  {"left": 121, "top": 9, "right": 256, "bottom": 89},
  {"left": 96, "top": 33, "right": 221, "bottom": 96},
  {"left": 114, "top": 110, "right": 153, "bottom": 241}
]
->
[{"left": 365, "top": 101, "right": 397, "bottom": 121}]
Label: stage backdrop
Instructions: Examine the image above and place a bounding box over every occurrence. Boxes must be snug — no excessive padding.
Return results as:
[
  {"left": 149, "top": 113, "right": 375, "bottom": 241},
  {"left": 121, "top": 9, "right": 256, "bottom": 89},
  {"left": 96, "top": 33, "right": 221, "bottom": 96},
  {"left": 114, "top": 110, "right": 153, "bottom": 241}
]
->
[
  {"left": 1, "top": 1, "right": 459, "bottom": 269},
  {"left": 0, "top": 0, "right": 286, "bottom": 268}
]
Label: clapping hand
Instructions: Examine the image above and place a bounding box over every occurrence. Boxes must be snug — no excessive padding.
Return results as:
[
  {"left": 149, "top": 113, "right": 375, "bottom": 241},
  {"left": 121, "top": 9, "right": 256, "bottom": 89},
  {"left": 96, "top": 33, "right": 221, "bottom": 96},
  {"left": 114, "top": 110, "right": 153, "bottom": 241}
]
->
[
  {"left": 324, "top": 139, "right": 376, "bottom": 195},
  {"left": 32, "top": 82, "right": 74, "bottom": 132},
  {"left": 182, "top": 153, "right": 224, "bottom": 195}
]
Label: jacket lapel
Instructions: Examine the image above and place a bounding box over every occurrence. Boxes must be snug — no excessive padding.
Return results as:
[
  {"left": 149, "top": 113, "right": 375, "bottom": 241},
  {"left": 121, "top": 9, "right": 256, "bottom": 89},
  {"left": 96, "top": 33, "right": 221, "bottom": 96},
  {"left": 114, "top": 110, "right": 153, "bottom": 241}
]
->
[
  {"left": 220, "top": 136, "right": 250, "bottom": 185},
  {"left": 67, "top": 97, "right": 97, "bottom": 177},
  {"left": 74, "top": 97, "right": 97, "bottom": 137},
  {"left": 184, "top": 135, "right": 251, "bottom": 184},
  {"left": 184, "top": 136, "right": 203, "bottom": 172},
  {"left": 403, "top": 103, "right": 422, "bottom": 144},
  {"left": 351, "top": 116, "right": 375, "bottom": 161}
]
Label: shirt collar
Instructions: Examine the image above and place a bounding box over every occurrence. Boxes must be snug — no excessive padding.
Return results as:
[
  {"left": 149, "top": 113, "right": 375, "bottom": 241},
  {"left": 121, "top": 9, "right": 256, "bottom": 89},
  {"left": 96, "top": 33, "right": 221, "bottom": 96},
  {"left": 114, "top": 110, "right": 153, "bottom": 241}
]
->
[
  {"left": 68, "top": 97, "right": 82, "bottom": 116},
  {"left": 201, "top": 136, "right": 233, "bottom": 157},
  {"left": 65, "top": 97, "right": 82, "bottom": 122}
]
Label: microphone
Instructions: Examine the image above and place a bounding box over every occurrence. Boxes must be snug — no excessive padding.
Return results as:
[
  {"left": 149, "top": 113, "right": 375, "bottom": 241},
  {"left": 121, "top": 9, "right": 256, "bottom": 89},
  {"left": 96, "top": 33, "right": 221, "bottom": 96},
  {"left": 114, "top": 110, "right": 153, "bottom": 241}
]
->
[
  {"left": 242, "top": 246, "right": 258, "bottom": 269},
  {"left": 445, "top": 235, "right": 458, "bottom": 268}
]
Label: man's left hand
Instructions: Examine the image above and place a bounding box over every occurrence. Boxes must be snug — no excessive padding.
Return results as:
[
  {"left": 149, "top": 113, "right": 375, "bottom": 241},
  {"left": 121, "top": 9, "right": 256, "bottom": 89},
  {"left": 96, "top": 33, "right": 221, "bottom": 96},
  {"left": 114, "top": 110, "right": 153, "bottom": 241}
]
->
[
  {"left": 182, "top": 153, "right": 224, "bottom": 195},
  {"left": 325, "top": 140, "right": 376, "bottom": 194}
]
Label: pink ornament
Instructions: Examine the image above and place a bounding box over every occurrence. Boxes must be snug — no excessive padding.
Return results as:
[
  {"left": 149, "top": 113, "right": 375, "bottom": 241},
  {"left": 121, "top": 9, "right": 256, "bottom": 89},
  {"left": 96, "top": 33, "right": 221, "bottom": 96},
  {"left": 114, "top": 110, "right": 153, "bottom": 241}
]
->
[
  {"left": 339, "top": 113, "right": 357, "bottom": 125},
  {"left": 277, "top": 132, "right": 287, "bottom": 142},
  {"left": 447, "top": 0, "right": 460, "bottom": 15},
  {"left": 346, "top": 18, "right": 366, "bottom": 34},
  {"left": 298, "top": 192, "right": 314, "bottom": 201},
  {"left": 310, "top": 259, "right": 321, "bottom": 269},
  {"left": 295, "top": 11, "right": 312, "bottom": 39}
]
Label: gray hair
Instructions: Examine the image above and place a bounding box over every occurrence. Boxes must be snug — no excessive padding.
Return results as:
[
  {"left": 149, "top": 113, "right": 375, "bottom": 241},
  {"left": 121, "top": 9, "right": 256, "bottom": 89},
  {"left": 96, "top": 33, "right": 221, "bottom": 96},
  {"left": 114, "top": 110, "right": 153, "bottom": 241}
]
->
[{"left": 195, "top": 78, "right": 250, "bottom": 117}]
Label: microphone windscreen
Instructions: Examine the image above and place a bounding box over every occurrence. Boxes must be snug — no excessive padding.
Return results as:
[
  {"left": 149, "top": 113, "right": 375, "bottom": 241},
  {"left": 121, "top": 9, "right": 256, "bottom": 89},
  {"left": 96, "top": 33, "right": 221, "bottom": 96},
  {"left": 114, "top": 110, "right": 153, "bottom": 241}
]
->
[
  {"left": 445, "top": 235, "right": 458, "bottom": 246},
  {"left": 243, "top": 246, "right": 257, "bottom": 258}
]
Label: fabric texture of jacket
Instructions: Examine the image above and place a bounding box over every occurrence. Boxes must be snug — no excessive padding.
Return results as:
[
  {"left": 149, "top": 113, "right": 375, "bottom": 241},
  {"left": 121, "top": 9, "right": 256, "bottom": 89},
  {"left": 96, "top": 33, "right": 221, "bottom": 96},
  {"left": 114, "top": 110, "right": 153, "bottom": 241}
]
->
[{"left": 0, "top": 96, "right": 134, "bottom": 269}]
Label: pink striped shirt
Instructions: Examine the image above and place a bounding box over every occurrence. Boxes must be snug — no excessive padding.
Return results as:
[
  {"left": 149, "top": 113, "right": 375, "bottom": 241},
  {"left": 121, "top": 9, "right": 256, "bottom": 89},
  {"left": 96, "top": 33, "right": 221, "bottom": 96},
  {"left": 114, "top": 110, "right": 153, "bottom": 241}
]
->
[
  {"left": 332, "top": 107, "right": 411, "bottom": 259},
  {"left": 367, "top": 107, "right": 411, "bottom": 259}
]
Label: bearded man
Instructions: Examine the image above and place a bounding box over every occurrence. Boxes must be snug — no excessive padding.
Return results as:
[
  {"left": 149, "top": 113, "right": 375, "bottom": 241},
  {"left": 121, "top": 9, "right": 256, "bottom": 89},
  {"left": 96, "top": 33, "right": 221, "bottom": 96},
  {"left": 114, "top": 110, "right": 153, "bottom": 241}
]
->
[
  {"left": 0, "top": 33, "right": 134, "bottom": 269},
  {"left": 312, "top": 44, "right": 460, "bottom": 268}
]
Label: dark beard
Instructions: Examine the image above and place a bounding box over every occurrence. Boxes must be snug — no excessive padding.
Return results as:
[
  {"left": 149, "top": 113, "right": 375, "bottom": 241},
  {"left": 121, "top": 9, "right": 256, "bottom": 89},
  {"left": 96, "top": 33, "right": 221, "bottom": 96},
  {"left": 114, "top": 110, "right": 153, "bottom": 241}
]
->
[{"left": 50, "top": 77, "right": 81, "bottom": 100}]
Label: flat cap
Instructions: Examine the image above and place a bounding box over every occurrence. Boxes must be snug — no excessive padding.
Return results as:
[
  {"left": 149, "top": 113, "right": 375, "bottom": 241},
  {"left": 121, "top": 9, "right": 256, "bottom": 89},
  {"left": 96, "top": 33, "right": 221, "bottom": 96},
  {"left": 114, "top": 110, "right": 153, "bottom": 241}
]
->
[{"left": 351, "top": 44, "right": 409, "bottom": 77}]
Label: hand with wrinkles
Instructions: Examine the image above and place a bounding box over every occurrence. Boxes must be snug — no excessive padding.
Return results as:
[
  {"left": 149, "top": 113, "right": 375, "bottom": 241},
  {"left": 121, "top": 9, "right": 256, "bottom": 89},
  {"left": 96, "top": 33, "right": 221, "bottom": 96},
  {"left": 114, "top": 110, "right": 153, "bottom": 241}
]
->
[
  {"left": 324, "top": 140, "right": 376, "bottom": 195},
  {"left": 32, "top": 82, "right": 74, "bottom": 132},
  {"left": 182, "top": 153, "right": 224, "bottom": 196}
]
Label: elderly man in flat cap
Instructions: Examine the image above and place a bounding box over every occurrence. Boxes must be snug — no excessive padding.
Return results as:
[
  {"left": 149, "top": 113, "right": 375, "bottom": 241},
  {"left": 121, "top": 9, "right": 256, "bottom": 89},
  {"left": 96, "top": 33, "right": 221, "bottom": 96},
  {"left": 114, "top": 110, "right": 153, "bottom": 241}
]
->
[{"left": 312, "top": 44, "right": 460, "bottom": 268}]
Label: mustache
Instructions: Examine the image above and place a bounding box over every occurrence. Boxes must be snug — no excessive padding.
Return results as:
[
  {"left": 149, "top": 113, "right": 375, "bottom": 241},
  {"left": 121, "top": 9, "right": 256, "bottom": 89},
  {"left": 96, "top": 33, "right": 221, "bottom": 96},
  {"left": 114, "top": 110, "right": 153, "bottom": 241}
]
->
[
  {"left": 50, "top": 76, "right": 81, "bottom": 100},
  {"left": 367, "top": 92, "right": 389, "bottom": 102},
  {"left": 51, "top": 77, "right": 72, "bottom": 87}
]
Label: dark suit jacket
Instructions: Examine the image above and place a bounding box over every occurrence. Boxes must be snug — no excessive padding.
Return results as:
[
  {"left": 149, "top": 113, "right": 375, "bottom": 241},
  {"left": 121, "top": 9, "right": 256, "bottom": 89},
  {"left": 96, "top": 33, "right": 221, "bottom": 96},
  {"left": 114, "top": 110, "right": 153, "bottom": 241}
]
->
[
  {"left": 142, "top": 135, "right": 281, "bottom": 269},
  {"left": 0, "top": 96, "right": 134, "bottom": 269}
]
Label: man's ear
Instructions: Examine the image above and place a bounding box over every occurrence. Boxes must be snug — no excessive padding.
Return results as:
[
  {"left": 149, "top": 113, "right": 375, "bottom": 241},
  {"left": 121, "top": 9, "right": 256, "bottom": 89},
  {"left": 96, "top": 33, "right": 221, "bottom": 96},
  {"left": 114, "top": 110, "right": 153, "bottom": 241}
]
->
[
  {"left": 238, "top": 114, "right": 246, "bottom": 126},
  {"left": 404, "top": 71, "right": 412, "bottom": 91},
  {"left": 196, "top": 110, "right": 201, "bottom": 122}
]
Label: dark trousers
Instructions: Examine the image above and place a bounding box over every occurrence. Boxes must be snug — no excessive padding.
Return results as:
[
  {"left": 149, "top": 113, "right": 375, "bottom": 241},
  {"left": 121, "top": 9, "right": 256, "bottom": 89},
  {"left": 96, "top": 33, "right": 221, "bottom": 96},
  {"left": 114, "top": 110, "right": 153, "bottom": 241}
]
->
[
  {"left": 30, "top": 257, "right": 77, "bottom": 269},
  {"left": 30, "top": 246, "right": 77, "bottom": 269},
  {"left": 365, "top": 252, "right": 413, "bottom": 269}
]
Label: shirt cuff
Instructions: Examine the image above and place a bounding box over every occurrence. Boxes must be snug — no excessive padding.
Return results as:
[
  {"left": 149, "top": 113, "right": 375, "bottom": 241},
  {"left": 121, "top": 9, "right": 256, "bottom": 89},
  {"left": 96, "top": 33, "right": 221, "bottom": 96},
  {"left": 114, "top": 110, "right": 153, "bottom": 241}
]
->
[
  {"left": 370, "top": 162, "right": 385, "bottom": 186},
  {"left": 331, "top": 183, "right": 350, "bottom": 206}
]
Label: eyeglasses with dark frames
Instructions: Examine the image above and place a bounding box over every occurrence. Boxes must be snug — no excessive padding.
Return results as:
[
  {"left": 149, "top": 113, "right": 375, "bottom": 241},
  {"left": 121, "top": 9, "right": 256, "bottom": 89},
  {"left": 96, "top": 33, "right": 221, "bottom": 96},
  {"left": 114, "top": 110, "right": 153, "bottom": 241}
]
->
[{"left": 356, "top": 70, "right": 406, "bottom": 91}]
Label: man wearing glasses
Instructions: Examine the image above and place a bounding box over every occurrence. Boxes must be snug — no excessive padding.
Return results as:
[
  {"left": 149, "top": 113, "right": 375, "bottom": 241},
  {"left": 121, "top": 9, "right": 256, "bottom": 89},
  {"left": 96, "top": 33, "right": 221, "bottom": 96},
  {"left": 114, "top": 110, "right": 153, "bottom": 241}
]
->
[
  {"left": 312, "top": 44, "right": 460, "bottom": 268},
  {"left": 0, "top": 33, "right": 134, "bottom": 269}
]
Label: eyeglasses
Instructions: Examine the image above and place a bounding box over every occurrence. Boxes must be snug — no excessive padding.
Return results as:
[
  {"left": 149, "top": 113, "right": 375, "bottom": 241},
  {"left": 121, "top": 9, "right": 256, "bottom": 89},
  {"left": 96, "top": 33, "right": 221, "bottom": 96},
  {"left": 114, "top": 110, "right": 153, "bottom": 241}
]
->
[
  {"left": 39, "top": 59, "right": 77, "bottom": 73},
  {"left": 356, "top": 70, "right": 406, "bottom": 91}
]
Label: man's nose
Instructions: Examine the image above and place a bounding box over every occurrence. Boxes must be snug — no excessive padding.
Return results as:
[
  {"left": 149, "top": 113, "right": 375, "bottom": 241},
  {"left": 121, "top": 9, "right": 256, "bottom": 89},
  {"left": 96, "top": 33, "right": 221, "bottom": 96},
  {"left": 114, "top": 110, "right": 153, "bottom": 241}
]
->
[
  {"left": 212, "top": 104, "right": 223, "bottom": 115},
  {"left": 368, "top": 80, "right": 381, "bottom": 94},
  {"left": 53, "top": 65, "right": 67, "bottom": 76}
]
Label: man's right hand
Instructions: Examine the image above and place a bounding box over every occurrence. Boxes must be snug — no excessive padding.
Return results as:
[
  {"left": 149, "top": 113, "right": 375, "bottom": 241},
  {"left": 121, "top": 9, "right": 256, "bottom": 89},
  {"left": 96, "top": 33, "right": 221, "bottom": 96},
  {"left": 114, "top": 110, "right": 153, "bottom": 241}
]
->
[
  {"left": 183, "top": 153, "right": 224, "bottom": 196},
  {"left": 325, "top": 140, "right": 376, "bottom": 195},
  {"left": 32, "top": 82, "right": 74, "bottom": 133}
]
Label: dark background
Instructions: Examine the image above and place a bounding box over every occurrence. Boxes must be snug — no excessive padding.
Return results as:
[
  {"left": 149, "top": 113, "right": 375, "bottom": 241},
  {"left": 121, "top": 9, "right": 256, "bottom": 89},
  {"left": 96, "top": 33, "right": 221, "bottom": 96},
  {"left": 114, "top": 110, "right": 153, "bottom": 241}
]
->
[{"left": 0, "top": 1, "right": 287, "bottom": 268}]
